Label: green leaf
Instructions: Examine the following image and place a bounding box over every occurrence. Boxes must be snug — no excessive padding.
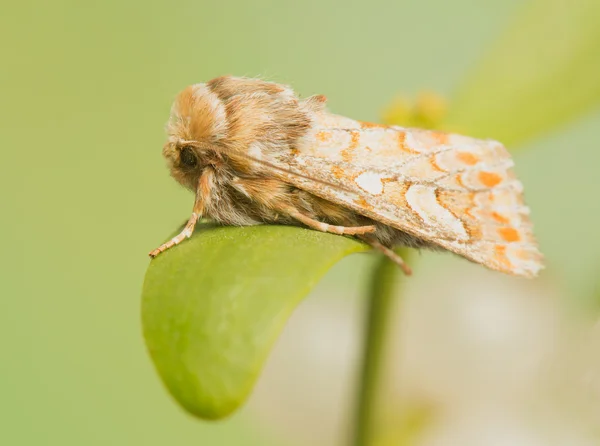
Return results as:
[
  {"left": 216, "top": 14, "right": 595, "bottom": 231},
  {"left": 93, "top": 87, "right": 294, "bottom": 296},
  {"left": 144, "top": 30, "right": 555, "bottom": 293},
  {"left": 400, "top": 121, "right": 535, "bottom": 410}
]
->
[
  {"left": 142, "top": 225, "right": 367, "bottom": 419},
  {"left": 446, "top": 0, "right": 600, "bottom": 146}
]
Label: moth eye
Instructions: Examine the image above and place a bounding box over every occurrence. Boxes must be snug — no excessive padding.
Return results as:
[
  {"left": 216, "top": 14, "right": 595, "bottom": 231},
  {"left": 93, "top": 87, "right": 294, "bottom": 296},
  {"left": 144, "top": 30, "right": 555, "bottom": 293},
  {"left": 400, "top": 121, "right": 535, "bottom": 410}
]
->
[{"left": 180, "top": 146, "right": 197, "bottom": 167}]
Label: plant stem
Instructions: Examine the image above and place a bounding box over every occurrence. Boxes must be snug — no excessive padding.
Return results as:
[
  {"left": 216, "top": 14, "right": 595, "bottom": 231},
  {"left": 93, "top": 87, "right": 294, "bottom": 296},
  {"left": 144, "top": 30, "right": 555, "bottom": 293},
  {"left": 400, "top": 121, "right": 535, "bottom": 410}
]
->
[{"left": 351, "top": 252, "right": 405, "bottom": 446}]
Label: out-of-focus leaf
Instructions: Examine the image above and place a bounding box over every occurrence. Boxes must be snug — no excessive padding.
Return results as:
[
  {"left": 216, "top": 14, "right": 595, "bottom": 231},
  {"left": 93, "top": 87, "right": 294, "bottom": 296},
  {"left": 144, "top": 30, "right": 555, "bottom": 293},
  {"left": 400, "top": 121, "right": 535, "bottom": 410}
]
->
[
  {"left": 382, "top": 92, "right": 448, "bottom": 129},
  {"left": 446, "top": 0, "right": 600, "bottom": 146},
  {"left": 141, "top": 225, "right": 367, "bottom": 419}
]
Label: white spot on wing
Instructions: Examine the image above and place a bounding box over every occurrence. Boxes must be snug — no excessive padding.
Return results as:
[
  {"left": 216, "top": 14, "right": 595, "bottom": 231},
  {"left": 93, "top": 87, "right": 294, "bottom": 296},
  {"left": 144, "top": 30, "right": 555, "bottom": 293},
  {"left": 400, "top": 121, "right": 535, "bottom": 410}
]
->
[
  {"left": 355, "top": 172, "right": 384, "bottom": 195},
  {"left": 405, "top": 184, "right": 468, "bottom": 240}
]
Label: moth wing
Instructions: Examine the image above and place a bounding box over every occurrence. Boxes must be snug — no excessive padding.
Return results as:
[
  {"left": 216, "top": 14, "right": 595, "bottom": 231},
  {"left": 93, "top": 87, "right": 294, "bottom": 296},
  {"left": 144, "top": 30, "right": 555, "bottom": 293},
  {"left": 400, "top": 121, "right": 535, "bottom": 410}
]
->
[{"left": 269, "top": 115, "right": 543, "bottom": 278}]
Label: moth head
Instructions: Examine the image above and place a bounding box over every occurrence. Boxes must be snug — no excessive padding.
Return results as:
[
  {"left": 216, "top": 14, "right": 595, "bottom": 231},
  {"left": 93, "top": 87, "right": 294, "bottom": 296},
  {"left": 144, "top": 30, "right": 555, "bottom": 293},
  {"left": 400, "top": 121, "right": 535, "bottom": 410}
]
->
[
  {"left": 161, "top": 76, "right": 326, "bottom": 191},
  {"left": 162, "top": 83, "right": 229, "bottom": 191}
]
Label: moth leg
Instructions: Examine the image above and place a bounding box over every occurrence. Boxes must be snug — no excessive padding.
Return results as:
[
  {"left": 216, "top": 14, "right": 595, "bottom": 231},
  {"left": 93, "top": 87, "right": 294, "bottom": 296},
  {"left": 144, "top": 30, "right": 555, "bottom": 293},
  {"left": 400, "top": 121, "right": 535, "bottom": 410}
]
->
[
  {"left": 149, "top": 169, "right": 214, "bottom": 258},
  {"left": 148, "top": 212, "right": 200, "bottom": 258},
  {"left": 359, "top": 236, "right": 413, "bottom": 276},
  {"left": 284, "top": 208, "right": 376, "bottom": 236}
]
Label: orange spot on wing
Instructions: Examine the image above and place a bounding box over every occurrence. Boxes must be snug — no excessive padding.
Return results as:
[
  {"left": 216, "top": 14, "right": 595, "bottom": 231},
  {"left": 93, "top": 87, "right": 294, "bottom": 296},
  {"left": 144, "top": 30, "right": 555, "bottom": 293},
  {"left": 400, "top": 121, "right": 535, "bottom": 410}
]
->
[
  {"left": 316, "top": 131, "right": 331, "bottom": 142},
  {"left": 514, "top": 248, "right": 532, "bottom": 260},
  {"left": 491, "top": 211, "right": 510, "bottom": 225},
  {"left": 359, "top": 121, "right": 387, "bottom": 129},
  {"left": 498, "top": 227, "right": 520, "bottom": 242},
  {"left": 463, "top": 207, "right": 476, "bottom": 220},
  {"left": 341, "top": 131, "right": 360, "bottom": 162},
  {"left": 494, "top": 245, "right": 513, "bottom": 269},
  {"left": 466, "top": 222, "right": 482, "bottom": 239},
  {"left": 331, "top": 165, "right": 345, "bottom": 179},
  {"left": 354, "top": 196, "right": 374, "bottom": 211},
  {"left": 382, "top": 181, "right": 409, "bottom": 207},
  {"left": 429, "top": 154, "right": 444, "bottom": 172},
  {"left": 431, "top": 131, "right": 449, "bottom": 144},
  {"left": 479, "top": 171, "right": 502, "bottom": 188},
  {"left": 457, "top": 152, "right": 479, "bottom": 166},
  {"left": 396, "top": 130, "right": 418, "bottom": 154}
]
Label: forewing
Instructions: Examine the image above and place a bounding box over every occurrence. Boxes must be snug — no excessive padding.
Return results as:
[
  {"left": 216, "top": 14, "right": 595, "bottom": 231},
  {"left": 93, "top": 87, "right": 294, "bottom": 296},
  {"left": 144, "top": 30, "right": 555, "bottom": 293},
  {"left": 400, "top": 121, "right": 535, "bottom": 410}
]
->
[{"left": 270, "top": 113, "right": 543, "bottom": 278}]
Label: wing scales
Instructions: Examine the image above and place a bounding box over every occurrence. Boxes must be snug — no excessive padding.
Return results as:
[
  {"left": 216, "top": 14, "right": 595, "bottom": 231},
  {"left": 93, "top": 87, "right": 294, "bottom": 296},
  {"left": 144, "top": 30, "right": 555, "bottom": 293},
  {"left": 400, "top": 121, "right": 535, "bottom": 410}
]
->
[{"left": 269, "top": 112, "right": 543, "bottom": 277}]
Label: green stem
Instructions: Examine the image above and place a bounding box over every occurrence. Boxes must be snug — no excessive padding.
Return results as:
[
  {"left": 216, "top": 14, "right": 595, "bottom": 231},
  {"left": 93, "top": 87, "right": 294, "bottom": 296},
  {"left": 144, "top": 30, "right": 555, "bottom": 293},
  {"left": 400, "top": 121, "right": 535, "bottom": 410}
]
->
[{"left": 351, "top": 252, "right": 405, "bottom": 446}]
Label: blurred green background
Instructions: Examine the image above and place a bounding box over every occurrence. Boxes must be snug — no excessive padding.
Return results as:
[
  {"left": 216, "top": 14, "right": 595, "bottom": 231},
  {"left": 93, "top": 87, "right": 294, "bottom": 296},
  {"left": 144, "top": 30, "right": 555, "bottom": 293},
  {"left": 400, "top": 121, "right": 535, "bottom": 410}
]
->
[{"left": 2, "top": 0, "right": 600, "bottom": 445}]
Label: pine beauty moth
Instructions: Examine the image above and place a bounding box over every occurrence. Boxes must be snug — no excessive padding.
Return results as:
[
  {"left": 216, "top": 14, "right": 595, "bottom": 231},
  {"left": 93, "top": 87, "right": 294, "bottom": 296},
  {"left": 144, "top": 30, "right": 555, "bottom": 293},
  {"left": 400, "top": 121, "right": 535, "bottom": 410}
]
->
[{"left": 149, "top": 76, "right": 543, "bottom": 278}]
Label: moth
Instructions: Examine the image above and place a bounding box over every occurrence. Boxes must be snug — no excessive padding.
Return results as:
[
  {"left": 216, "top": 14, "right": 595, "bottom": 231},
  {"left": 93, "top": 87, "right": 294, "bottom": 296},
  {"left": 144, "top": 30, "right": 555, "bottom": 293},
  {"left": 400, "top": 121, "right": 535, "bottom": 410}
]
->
[{"left": 150, "top": 76, "right": 543, "bottom": 277}]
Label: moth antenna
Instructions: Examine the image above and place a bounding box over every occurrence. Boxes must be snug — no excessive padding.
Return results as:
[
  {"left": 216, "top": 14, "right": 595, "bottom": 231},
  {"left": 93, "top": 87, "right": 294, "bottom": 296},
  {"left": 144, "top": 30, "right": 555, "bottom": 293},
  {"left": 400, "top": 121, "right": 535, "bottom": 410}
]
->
[
  {"left": 177, "top": 139, "right": 348, "bottom": 191},
  {"left": 236, "top": 151, "right": 354, "bottom": 193}
]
